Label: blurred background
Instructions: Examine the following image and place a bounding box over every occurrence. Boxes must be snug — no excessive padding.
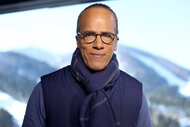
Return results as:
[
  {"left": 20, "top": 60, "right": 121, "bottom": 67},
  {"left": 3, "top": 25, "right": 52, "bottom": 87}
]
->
[{"left": 0, "top": 0, "right": 190, "bottom": 126}]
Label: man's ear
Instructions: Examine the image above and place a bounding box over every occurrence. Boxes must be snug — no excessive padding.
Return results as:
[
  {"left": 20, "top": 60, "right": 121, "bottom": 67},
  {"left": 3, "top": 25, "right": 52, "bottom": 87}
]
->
[
  {"left": 76, "top": 35, "right": 80, "bottom": 48},
  {"left": 114, "top": 37, "right": 119, "bottom": 51}
]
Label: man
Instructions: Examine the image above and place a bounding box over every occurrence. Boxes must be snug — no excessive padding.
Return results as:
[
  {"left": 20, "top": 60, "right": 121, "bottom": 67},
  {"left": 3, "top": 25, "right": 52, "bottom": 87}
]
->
[{"left": 22, "top": 3, "right": 152, "bottom": 127}]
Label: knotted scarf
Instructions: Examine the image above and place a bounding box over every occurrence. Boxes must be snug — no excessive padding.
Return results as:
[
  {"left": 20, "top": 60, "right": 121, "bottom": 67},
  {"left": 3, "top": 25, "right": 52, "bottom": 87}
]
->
[{"left": 70, "top": 48, "right": 120, "bottom": 127}]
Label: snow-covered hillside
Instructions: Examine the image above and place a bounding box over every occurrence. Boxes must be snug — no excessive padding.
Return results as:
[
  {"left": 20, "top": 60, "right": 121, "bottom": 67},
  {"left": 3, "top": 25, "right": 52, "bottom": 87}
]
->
[
  {"left": 132, "top": 52, "right": 190, "bottom": 96},
  {"left": 0, "top": 90, "right": 26, "bottom": 125}
]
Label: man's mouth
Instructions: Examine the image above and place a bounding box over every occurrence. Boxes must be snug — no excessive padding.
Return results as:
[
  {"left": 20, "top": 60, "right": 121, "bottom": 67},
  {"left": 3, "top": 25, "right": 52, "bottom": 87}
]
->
[{"left": 90, "top": 53, "right": 105, "bottom": 58}]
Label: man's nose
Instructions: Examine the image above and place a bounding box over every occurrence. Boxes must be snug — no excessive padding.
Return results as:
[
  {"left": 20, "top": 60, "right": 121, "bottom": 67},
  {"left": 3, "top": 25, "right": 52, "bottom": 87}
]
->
[{"left": 92, "top": 35, "right": 104, "bottom": 49}]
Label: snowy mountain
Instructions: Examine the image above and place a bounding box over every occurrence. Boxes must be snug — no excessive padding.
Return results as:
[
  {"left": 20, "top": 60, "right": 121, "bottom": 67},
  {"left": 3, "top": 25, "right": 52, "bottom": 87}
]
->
[
  {"left": 0, "top": 51, "right": 56, "bottom": 126},
  {"left": 0, "top": 51, "right": 56, "bottom": 101},
  {"left": 13, "top": 47, "right": 72, "bottom": 68},
  {"left": 0, "top": 90, "right": 25, "bottom": 126},
  {"left": 117, "top": 46, "right": 190, "bottom": 96}
]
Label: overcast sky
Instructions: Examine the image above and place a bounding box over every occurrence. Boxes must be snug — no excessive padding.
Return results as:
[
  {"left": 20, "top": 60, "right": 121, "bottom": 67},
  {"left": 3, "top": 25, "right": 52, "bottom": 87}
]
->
[{"left": 0, "top": 0, "right": 189, "bottom": 70}]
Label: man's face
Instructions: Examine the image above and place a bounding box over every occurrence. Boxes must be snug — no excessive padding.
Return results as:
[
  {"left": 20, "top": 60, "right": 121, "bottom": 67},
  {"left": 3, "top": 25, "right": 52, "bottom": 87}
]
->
[{"left": 76, "top": 7, "right": 119, "bottom": 71}]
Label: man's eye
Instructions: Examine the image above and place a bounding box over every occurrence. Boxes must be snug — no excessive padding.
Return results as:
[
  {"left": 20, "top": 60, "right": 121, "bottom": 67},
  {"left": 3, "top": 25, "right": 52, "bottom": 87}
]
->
[
  {"left": 103, "top": 33, "right": 112, "bottom": 38},
  {"left": 84, "top": 32, "right": 95, "bottom": 37}
]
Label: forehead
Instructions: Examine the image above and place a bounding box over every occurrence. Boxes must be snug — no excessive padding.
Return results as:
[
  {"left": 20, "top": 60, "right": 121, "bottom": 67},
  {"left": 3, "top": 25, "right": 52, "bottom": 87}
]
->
[
  {"left": 79, "top": 7, "right": 116, "bottom": 33},
  {"left": 82, "top": 6, "right": 113, "bottom": 15}
]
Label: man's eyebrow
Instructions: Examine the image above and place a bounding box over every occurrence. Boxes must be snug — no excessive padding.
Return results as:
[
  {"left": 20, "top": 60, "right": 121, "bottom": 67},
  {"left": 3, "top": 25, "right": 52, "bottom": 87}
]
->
[
  {"left": 83, "top": 31, "right": 114, "bottom": 34},
  {"left": 101, "top": 31, "right": 114, "bottom": 34},
  {"left": 83, "top": 30, "right": 95, "bottom": 33}
]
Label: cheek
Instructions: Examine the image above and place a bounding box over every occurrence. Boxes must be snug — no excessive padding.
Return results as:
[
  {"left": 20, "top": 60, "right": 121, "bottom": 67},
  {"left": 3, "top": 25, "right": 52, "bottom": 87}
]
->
[
  {"left": 80, "top": 45, "right": 91, "bottom": 62},
  {"left": 107, "top": 45, "right": 115, "bottom": 55},
  {"left": 80, "top": 44, "right": 91, "bottom": 55}
]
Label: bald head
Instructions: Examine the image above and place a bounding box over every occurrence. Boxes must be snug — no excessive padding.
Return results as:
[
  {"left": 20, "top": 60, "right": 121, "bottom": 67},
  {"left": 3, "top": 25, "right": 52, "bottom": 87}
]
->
[{"left": 76, "top": 3, "right": 118, "bottom": 34}]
